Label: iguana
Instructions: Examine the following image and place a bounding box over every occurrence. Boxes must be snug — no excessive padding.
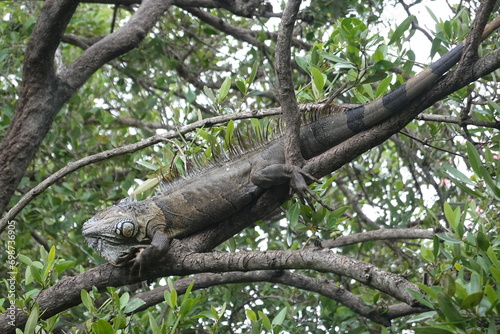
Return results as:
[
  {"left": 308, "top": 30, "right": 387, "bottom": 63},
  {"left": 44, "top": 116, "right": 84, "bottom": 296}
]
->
[{"left": 83, "top": 42, "right": 465, "bottom": 271}]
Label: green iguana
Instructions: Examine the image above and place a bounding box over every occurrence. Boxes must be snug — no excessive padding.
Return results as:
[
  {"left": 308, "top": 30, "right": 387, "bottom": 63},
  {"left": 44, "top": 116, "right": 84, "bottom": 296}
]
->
[{"left": 83, "top": 42, "right": 464, "bottom": 271}]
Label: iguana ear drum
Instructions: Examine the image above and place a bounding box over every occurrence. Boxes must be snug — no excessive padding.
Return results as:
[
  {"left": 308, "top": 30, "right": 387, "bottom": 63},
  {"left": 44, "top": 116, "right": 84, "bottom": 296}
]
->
[{"left": 115, "top": 219, "right": 137, "bottom": 238}]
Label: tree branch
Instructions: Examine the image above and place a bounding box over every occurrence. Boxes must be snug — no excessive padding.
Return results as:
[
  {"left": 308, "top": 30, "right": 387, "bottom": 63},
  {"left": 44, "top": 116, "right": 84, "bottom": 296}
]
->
[
  {"left": 276, "top": 0, "right": 303, "bottom": 167},
  {"left": 416, "top": 113, "right": 499, "bottom": 129},
  {"left": 451, "top": 0, "right": 498, "bottom": 84},
  {"left": 61, "top": 0, "right": 173, "bottom": 90},
  {"left": 129, "top": 270, "right": 426, "bottom": 326},
  {"left": 321, "top": 228, "right": 437, "bottom": 249},
  {"left": 0, "top": 0, "right": 78, "bottom": 215},
  {"left": 184, "top": 7, "right": 311, "bottom": 51}
]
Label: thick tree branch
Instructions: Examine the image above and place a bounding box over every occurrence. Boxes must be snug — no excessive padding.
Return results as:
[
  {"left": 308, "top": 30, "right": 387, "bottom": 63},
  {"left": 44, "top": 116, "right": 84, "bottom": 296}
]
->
[
  {"left": 452, "top": 0, "right": 498, "bottom": 84},
  {"left": 0, "top": 0, "right": 78, "bottom": 215},
  {"left": 276, "top": 0, "right": 304, "bottom": 167}
]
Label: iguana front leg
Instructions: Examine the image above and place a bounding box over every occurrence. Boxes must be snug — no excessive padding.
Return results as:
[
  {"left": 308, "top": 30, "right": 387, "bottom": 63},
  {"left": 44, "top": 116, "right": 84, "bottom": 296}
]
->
[{"left": 130, "top": 226, "right": 171, "bottom": 277}]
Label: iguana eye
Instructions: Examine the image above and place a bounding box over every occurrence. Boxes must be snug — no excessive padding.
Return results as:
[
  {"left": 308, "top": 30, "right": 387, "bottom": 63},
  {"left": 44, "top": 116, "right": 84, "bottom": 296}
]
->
[{"left": 115, "top": 219, "right": 137, "bottom": 238}]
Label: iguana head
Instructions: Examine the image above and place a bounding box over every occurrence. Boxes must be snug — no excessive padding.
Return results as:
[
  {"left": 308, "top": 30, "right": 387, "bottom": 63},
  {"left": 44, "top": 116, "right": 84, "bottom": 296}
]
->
[{"left": 82, "top": 199, "right": 159, "bottom": 266}]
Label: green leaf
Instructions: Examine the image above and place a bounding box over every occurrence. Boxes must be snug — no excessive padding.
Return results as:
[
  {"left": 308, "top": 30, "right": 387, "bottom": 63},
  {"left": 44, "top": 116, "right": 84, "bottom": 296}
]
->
[
  {"left": 211, "top": 305, "right": 219, "bottom": 320},
  {"left": 24, "top": 303, "right": 39, "bottom": 334},
  {"left": 443, "top": 203, "right": 463, "bottom": 238},
  {"left": 227, "top": 237, "right": 237, "bottom": 252},
  {"left": 287, "top": 202, "right": 300, "bottom": 227},
  {"left": 19, "top": 254, "right": 33, "bottom": 266},
  {"left": 443, "top": 202, "right": 456, "bottom": 228},
  {"left": 132, "top": 177, "right": 159, "bottom": 195},
  {"left": 272, "top": 307, "right": 287, "bottom": 326},
  {"left": 43, "top": 246, "right": 56, "bottom": 280},
  {"left": 437, "top": 292, "right": 463, "bottom": 324},
  {"left": 436, "top": 234, "right": 462, "bottom": 244},
  {"left": 217, "top": 77, "right": 232, "bottom": 103},
  {"left": 330, "top": 206, "right": 349, "bottom": 219},
  {"left": 119, "top": 292, "right": 130, "bottom": 310},
  {"left": 375, "top": 76, "right": 392, "bottom": 97},
  {"left": 433, "top": 235, "right": 440, "bottom": 259},
  {"left": 486, "top": 247, "right": 500, "bottom": 268},
  {"left": 81, "top": 289, "right": 93, "bottom": 311},
  {"left": 311, "top": 45, "right": 320, "bottom": 66},
  {"left": 476, "top": 231, "right": 490, "bottom": 251},
  {"left": 137, "top": 160, "right": 159, "bottom": 171},
  {"left": 148, "top": 312, "right": 161, "bottom": 333},
  {"left": 407, "top": 311, "right": 437, "bottom": 323},
  {"left": 311, "top": 67, "right": 325, "bottom": 99},
  {"left": 466, "top": 141, "right": 482, "bottom": 175},
  {"left": 123, "top": 298, "right": 146, "bottom": 313},
  {"left": 47, "top": 245, "right": 56, "bottom": 264},
  {"left": 25, "top": 266, "right": 34, "bottom": 285},
  {"left": 478, "top": 165, "right": 500, "bottom": 199},
  {"left": 443, "top": 164, "right": 474, "bottom": 185},
  {"left": 246, "top": 309, "right": 257, "bottom": 321},
  {"left": 248, "top": 60, "right": 259, "bottom": 85},
  {"left": 295, "top": 56, "right": 310, "bottom": 74},
  {"left": 389, "top": 16, "right": 414, "bottom": 45},
  {"left": 413, "top": 327, "right": 454, "bottom": 334},
  {"left": 425, "top": 6, "right": 440, "bottom": 25},
  {"left": 409, "top": 287, "right": 435, "bottom": 308},
  {"left": 225, "top": 120, "right": 235, "bottom": 146},
  {"left": 420, "top": 244, "right": 434, "bottom": 262},
  {"left": 484, "top": 284, "right": 499, "bottom": 304},
  {"left": 29, "top": 265, "right": 43, "bottom": 285},
  {"left": 259, "top": 311, "right": 271, "bottom": 331},
  {"left": 203, "top": 86, "right": 216, "bottom": 103},
  {"left": 236, "top": 80, "right": 247, "bottom": 94},
  {"left": 370, "top": 59, "right": 393, "bottom": 72},
  {"left": 317, "top": 51, "right": 349, "bottom": 64},
  {"left": 489, "top": 266, "right": 500, "bottom": 284},
  {"left": 461, "top": 291, "right": 483, "bottom": 309},
  {"left": 164, "top": 288, "right": 177, "bottom": 309},
  {"left": 442, "top": 272, "right": 456, "bottom": 297},
  {"left": 55, "top": 260, "right": 74, "bottom": 274},
  {"left": 446, "top": 174, "right": 485, "bottom": 199},
  {"left": 93, "top": 319, "right": 114, "bottom": 334}
]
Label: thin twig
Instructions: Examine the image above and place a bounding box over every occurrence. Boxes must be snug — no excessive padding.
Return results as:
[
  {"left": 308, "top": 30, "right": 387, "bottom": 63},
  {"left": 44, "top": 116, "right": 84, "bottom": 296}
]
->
[
  {"left": 399, "top": 131, "right": 465, "bottom": 157},
  {"left": 416, "top": 113, "right": 500, "bottom": 129}
]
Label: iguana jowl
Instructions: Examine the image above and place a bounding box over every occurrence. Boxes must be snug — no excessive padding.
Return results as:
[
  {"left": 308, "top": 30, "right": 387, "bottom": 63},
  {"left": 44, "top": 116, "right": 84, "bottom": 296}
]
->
[{"left": 83, "top": 42, "right": 464, "bottom": 269}]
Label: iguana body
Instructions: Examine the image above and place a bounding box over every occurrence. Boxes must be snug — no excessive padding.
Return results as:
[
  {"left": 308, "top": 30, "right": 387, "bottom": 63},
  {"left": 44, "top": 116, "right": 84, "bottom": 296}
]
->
[{"left": 83, "top": 43, "right": 464, "bottom": 267}]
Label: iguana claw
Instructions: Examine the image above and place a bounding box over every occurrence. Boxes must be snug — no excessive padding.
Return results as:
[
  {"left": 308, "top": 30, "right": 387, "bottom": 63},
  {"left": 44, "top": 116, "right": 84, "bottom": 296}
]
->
[
  {"left": 130, "top": 233, "right": 171, "bottom": 278},
  {"left": 287, "top": 166, "right": 335, "bottom": 211}
]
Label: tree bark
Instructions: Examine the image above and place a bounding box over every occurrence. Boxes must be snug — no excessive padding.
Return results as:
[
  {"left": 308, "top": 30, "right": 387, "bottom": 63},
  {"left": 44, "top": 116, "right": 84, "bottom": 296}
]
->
[{"left": 0, "top": 0, "right": 78, "bottom": 215}]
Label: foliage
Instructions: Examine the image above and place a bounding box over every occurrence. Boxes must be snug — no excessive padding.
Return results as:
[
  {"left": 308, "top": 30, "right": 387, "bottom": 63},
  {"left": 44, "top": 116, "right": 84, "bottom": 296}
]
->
[{"left": 0, "top": 0, "right": 498, "bottom": 333}]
